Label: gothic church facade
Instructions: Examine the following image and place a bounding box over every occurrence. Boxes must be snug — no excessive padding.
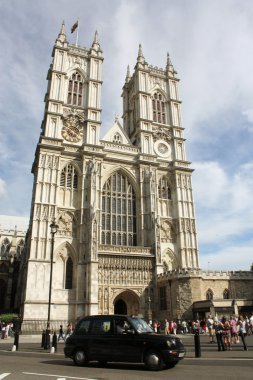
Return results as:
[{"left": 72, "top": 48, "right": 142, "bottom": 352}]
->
[{"left": 21, "top": 24, "right": 200, "bottom": 323}]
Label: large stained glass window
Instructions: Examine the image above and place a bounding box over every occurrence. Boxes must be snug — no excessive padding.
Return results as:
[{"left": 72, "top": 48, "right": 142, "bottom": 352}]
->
[{"left": 101, "top": 172, "right": 137, "bottom": 246}]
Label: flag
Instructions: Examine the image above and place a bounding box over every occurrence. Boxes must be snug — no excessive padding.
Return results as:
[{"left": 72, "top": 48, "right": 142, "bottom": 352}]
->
[{"left": 71, "top": 20, "right": 78, "bottom": 33}]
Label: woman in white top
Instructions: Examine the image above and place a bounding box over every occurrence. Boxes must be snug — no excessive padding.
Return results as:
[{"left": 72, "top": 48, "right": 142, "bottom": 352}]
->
[{"left": 238, "top": 315, "right": 248, "bottom": 351}]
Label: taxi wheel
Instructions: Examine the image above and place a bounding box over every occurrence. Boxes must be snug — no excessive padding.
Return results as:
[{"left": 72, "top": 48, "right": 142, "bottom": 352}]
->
[
  {"left": 74, "top": 349, "right": 88, "bottom": 366},
  {"left": 144, "top": 349, "right": 164, "bottom": 371}
]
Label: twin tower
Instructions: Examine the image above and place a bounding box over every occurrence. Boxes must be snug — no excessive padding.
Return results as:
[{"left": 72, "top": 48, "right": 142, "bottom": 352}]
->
[{"left": 20, "top": 23, "right": 199, "bottom": 323}]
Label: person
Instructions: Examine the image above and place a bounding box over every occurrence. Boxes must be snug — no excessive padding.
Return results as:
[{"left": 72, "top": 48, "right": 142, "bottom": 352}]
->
[
  {"left": 164, "top": 319, "right": 169, "bottom": 335},
  {"left": 181, "top": 320, "right": 187, "bottom": 334},
  {"left": 65, "top": 321, "right": 72, "bottom": 339},
  {"left": 249, "top": 313, "right": 253, "bottom": 335},
  {"left": 58, "top": 324, "right": 65, "bottom": 342},
  {"left": 214, "top": 318, "right": 225, "bottom": 351},
  {"left": 238, "top": 315, "right": 248, "bottom": 351},
  {"left": 222, "top": 317, "right": 231, "bottom": 350},
  {"left": 207, "top": 315, "right": 215, "bottom": 343},
  {"left": 1, "top": 323, "right": 6, "bottom": 339},
  {"left": 172, "top": 321, "right": 177, "bottom": 335},
  {"left": 230, "top": 316, "right": 238, "bottom": 345}
]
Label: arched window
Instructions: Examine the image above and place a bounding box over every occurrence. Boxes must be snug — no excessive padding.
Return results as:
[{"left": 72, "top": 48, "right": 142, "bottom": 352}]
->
[
  {"left": 223, "top": 289, "right": 229, "bottom": 299},
  {"left": 0, "top": 238, "right": 10, "bottom": 258},
  {"left": 112, "top": 133, "right": 122, "bottom": 144},
  {"left": 158, "top": 177, "right": 171, "bottom": 200},
  {"left": 67, "top": 71, "right": 83, "bottom": 106},
  {"left": 206, "top": 289, "right": 213, "bottom": 300},
  {"left": 16, "top": 239, "right": 24, "bottom": 258},
  {"left": 101, "top": 172, "right": 137, "bottom": 246},
  {"left": 60, "top": 164, "right": 78, "bottom": 189},
  {"left": 65, "top": 257, "right": 73, "bottom": 289},
  {"left": 152, "top": 92, "right": 166, "bottom": 124}
]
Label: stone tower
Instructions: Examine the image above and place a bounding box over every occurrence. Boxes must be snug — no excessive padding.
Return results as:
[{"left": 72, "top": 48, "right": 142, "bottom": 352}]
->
[
  {"left": 21, "top": 25, "right": 199, "bottom": 325},
  {"left": 122, "top": 46, "right": 199, "bottom": 273}
]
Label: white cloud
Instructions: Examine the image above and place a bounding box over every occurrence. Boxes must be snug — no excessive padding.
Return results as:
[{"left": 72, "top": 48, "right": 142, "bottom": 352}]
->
[
  {"left": 194, "top": 161, "right": 253, "bottom": 251},
  {"left": 0, "top": 178, "right": 7, "bottom": 197},
  {"left": 201, "top": 244, "right": 253, "bottom": 271}
]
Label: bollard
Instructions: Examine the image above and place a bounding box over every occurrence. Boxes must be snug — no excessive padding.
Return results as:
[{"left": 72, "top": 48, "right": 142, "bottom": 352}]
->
[
  {"left": 194, "top": 329, "right": 201, "bottom": 358},
  {"left": 41, "top": 330, "right": 46, "bottom": 348},
  {"left": 14, "top": 331, "right": 19, "bottom": 351},
  {"left": 44, "top": 329, "right": 50, "bottom": 350},
  {"left": 52, "top": 331, "right": 57, "bottom": 353}
]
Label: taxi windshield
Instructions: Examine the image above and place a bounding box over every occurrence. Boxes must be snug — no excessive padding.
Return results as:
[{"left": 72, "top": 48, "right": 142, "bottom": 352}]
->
[{"left": 129, "top": 317, "right": 153, "bottom": 333}]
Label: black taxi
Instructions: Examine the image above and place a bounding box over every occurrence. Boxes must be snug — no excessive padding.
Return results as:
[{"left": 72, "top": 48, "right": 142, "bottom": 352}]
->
[{"left": 64, "top": 315, "right": 185, "bottom": 371}]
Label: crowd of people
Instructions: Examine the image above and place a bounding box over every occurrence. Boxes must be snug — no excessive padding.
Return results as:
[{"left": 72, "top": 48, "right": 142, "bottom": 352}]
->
[
  {"left": 0, "top": 322, "right": 13, "bottom": 339},
  {"left": 151, "top": 312, "right": 253, "bottom": 351}
]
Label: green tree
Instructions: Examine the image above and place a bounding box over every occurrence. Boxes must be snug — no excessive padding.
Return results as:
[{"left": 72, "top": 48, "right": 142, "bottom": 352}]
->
[{"left": 251, "top": 263, "right": 253, "bottom": 271}]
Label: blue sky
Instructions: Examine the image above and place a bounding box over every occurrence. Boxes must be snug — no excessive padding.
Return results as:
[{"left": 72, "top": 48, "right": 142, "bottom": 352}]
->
[{"left": 0, "top": 0, "right": 253, "bottom": 270}]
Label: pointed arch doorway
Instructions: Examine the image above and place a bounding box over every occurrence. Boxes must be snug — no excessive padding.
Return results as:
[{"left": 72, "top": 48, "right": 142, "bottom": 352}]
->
[
  {"left": 113, "top": 290, "right": 140, "bottom": 316},
  {"left": 114, "top": 299, "right": 127, "bottom": 315}
]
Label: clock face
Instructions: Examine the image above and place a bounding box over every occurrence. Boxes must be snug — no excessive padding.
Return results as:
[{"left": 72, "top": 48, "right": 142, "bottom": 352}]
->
[
  {"left": 158, "top": 142, "right": 168, "bottom": 154},
  {"left": 154, "top": 139, "right": 171, "bottom": 158},
  {"left": 62, "top": 124, "right": 82, "bottom": 142}
]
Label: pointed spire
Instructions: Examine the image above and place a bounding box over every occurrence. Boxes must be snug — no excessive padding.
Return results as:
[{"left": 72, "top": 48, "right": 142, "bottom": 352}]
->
[
  {"left": 60, "top": 21, "right": 66, "bottom": 34},
  {"left": 167, "top": 52, "right": 173, "bottom": 67},
  {"left": 94, "top": 30, "right": 99, "bottom": 44},
  {"left": 55, "top": 21, "right": 67, "bottom": 45},
  {"left": 166, "top": 52, "right": 176, "bottom": 75},
  {"left": 92, "top": 30, "right": 100, "bottom": 51},
  {"left": 137, "top": 44, "right": 145, "bottom": 64},
  {"left": 125, "top": 65, "right": 131, "bottom": 82}
]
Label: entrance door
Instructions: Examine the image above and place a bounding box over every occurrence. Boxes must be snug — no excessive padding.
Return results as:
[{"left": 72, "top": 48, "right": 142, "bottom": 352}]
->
[{"left": 114, "top": 299, "right": 127, "bottom": 315}]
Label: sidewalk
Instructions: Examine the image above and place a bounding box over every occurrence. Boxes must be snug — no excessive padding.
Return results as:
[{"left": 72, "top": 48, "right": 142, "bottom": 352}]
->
[{"left": 0, "top": 333, "right": 252, "bottom": 359}]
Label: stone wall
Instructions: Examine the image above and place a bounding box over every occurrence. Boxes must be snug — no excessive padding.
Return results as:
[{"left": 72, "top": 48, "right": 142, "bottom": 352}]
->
[{"left": 156, "top": 269, "right": 253, "bottom": 321}]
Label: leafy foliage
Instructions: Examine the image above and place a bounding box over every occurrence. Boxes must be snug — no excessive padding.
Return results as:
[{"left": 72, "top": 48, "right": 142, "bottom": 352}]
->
[{"left": 0, "top": 313, "right": 19, "bottom": 323}]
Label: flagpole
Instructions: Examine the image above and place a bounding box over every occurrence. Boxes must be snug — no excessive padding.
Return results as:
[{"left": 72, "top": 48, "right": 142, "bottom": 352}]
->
[{"left": 75, "top": 18, "right": 79, "bottom": 47}]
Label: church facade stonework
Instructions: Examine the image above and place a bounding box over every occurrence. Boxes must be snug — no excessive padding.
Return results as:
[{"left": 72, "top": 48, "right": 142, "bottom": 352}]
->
[{"left": 20, "top": 25, "right": 253, "bottom": 326}]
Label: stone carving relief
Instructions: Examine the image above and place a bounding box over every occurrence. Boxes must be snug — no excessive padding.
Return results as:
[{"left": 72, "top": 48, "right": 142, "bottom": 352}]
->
[
  {"left": 57, "top": 211, "right": 76, "bottom": 237},
  {"left": 152, "top": 126, "right": 172, "bottom": 143},
  {"left": 160, "top": 220, "right": 176, "bottom": 243},
  {"left": 149, "top": 75, "right": 166, "bottom": 91},
  {"left": 162, "top": 249, "right": 178, "bottom": 272},
  {"left": 98, "top": 256, "right": 154, "bottom": 286}
]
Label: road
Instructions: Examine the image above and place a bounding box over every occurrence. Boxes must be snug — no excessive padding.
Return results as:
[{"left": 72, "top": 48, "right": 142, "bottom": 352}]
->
[{"left": 0, "top": 334, "right": 252, "bottom": 379}]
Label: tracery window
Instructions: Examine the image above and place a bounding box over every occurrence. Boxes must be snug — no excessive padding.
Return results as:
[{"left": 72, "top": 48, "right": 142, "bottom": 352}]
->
[
  {"left": 112, "top": 133, "right": 122, "bottom": 144},
  {"left": 0, "top": 238, "right": 10, "bottom": 258},
  {"left": 101, "top": 172, "right": 137, "bottom": 246},
  {"left": 60, "top": 164, "right": 78, "bottom": 189},
  {"left": 16, "top": 239, "right": 24, "bottom": 258},
  {"left": 65, "top": 257, "right": 73, "bottom": 289},
  {"left": 206, "top": 289, "right": 214, "bottom": 300},
  {"left": 67, "top": 71, "right": 83, "bottom": 106},
  {"left": 152, "top": 92, "right": 166, "bottom": 124},
  {"left": 223, "top": 289, "right": 229, "bottom": 299},
  {"left": 158, "top": 177, "right": 171, "bottom": 200}
]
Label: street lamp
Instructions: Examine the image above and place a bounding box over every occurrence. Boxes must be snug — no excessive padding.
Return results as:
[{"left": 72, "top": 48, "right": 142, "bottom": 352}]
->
[
  {"left": 147, "top": 296, "right": 152, "bottom": 322},
  {"left": 44, "top": 218, "right": 58, "bottom": 349}
]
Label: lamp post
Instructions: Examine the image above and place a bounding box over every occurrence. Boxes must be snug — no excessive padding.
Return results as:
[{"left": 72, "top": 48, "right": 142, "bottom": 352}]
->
[
  {"left": 147, "top": 296, "right": 152, "bottom": 322},
  {"left": 44, "top": 219, "right": 58, "bottom": 350}
]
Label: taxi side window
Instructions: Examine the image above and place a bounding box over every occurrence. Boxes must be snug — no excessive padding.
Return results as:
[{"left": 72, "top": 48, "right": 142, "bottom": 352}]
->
[
  {"left": 115, "top": 318, "right": 131, "bottom": 334},
  {"left": 75, "top": 319, "right": 91, "bottom": 335},
  {"left": 90, "top": 318, "right": 112, "bottom": 335}
]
